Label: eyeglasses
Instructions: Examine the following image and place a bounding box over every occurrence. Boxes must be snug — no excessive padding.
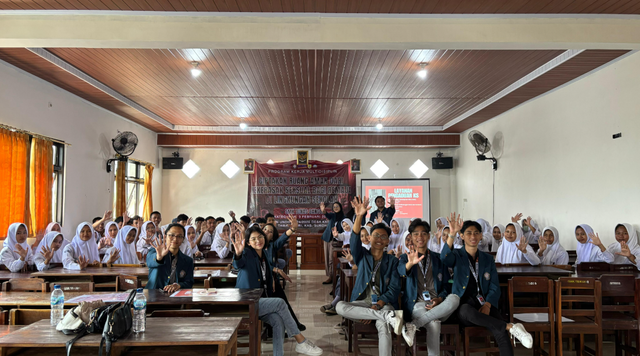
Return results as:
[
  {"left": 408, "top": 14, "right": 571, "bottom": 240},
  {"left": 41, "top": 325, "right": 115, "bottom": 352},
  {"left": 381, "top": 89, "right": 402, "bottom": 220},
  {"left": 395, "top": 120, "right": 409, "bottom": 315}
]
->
[
  {"left": 249, "top": 236, "right": 264, "bottom": 242},
  {"left": 371, "top": 233, "right": 390, "bottom": 240},
  {"left": 166, "top": 233, "right": 184, "bottom": 239}
]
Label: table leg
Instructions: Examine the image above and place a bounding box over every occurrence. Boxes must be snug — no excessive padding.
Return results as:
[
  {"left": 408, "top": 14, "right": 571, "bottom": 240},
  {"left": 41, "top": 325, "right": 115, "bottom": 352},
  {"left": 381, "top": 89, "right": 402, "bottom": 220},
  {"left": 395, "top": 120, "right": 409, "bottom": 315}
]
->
[
  {"left": 220, "top": 329, "right": 238, "bottom": 356},
  {"left": 332, "top": 250, "right": 339, "bottom": 293},
  {"left": 0, "top": 346, "right": 6, "bottom": 356},
  {"left": 249, "top": 301, "right": 259, "bottom": 356}
]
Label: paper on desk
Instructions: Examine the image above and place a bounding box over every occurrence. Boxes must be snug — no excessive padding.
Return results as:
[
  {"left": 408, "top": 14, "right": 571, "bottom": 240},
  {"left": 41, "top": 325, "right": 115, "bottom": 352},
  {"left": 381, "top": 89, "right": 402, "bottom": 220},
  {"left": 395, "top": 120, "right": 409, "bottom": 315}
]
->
[
  {"left": 513, "top": 313, "right": 573, "bottom": 323},
  {"left": 67, "top": 293, "right": 130, "bottom": 303},
  {"left": 170, "top": 289, "right": 217, "bottom": 297},
  {"left": 211, "top": 270, "right": 220, "bottom": 277}
]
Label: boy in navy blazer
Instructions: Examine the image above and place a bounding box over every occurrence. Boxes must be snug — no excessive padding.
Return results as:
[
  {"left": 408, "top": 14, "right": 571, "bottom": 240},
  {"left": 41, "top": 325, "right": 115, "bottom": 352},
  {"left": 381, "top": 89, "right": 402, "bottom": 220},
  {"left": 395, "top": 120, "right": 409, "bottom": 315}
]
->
[
  {"left": 441, "top": 214, "right": 533, "bottom": 356},
  {"left": 336, "top": 196, "right": 403, "bottom": 356},
  {"left": 397, "top": 218, "right": 460, "bottom": 352}
]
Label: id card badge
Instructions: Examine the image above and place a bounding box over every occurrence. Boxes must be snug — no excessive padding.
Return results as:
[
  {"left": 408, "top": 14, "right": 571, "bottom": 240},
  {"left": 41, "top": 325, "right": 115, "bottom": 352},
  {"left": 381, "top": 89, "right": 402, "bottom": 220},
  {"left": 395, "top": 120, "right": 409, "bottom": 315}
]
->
[
  {"left": 371, "top": 294, "right": 378, "bottom": 305},
  {"left": 422, "top": 291, "right": 433, "bottom": 305},
  {"left": 476, "top": 294, "right": 486, "bottom": 306}
]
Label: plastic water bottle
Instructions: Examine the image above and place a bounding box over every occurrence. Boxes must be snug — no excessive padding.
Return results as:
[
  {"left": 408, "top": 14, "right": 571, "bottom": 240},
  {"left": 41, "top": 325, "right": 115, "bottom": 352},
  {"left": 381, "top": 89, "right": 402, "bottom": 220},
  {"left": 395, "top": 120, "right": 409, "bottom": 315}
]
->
[
  {"left": 132, "top": 288, "right": 146, "bottom": 333},
  {"left": 50, "top": 285, "right": 64, "bottom": 326}
]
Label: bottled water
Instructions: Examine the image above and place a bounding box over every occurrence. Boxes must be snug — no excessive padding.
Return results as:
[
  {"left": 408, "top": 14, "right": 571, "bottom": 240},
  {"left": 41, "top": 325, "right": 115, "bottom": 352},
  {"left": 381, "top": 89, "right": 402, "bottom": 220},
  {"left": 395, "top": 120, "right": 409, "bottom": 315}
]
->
[
  {"left": 50, "top": 285, "right": 64, "bottom": 326},
  {"left": 132, "top": 288, "right": 146, "bottom": 333}
]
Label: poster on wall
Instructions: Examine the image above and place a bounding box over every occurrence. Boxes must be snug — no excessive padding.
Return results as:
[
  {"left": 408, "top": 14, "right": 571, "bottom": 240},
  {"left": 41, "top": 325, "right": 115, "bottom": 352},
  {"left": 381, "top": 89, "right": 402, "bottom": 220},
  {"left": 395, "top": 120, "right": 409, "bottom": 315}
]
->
[{"left": 247, "top": 160, "right": 356, "bottom": 232}]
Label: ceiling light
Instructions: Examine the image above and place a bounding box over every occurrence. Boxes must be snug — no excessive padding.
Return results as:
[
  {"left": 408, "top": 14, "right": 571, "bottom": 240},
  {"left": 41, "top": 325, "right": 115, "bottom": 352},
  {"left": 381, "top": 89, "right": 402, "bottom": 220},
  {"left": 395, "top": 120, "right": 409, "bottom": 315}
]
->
[
  {"left": 239, "top": 118, "right": 247, "bottom": 130},
  {"left": 181, "top": 159, "right": 200, "bottom": 179},
  {"left": 190, "top": 62, "right": 202, "bottom": 77},
  {"left": 370, "top": 159, "right": 389, "bottom": 178},
  {"left": 267, "top": 159, "right": 274, "bottom": 164},
  {"left": 220, "top": 160, "right": 240, "bottom": 178},
  {"left": 336, "top": 160, "right": 344, "bottom": 164},
  {"left": 417, "top": 63, "right": 428, "bottom": 79},
  {"left": 410, "top": 159, "right": 429, "bottom": 178},
  {"left": 376, "top": 120, "right": 383, "bottom": 130}
]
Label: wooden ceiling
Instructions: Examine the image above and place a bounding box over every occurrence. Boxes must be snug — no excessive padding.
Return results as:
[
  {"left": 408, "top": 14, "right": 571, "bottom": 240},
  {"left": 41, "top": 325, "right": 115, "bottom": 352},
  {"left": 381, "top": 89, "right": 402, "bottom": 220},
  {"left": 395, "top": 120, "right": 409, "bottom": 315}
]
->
[{"left": 2, "top": 0, "right": 640, "bottom": 13}]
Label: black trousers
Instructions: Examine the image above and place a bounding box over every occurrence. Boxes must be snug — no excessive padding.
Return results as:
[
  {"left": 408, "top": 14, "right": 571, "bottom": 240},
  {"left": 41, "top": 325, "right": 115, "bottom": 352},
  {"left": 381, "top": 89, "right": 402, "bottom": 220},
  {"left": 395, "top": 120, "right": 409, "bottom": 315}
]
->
[{"left": 457, "top": 301, "right": 512, "bottom": 356}]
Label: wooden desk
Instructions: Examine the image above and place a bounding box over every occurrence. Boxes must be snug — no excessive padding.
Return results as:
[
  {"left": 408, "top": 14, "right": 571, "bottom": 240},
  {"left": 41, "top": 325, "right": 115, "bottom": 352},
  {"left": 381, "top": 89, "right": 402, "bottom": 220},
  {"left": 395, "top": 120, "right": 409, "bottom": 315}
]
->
[
  {"left": 496, "top": 265, "right": 573, "bottom": 278},
  {"left": 0, "top": 288, "right": 262, "bottom": 356},
  {"left": 194, "top": 258, "right": 233, "bottom": 267},
  {"left": 32, "top": 267, "right": 150, "bottom": 277},
  {"left": 0, "top": 325, "right": 24, "bottom": 337},
  {"left": 0, "top": 317, "right": 240, "bottom": 356},
  {"left": 0, "top": 271, "right": 32, "bottom": 282}
]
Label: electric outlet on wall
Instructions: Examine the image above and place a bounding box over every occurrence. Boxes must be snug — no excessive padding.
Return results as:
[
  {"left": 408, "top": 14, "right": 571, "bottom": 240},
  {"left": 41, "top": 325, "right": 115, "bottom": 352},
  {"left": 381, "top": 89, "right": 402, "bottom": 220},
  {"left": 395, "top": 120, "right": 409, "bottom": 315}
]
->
[{"left": 613, "top": 133, "right": 622, "bottom": 139}]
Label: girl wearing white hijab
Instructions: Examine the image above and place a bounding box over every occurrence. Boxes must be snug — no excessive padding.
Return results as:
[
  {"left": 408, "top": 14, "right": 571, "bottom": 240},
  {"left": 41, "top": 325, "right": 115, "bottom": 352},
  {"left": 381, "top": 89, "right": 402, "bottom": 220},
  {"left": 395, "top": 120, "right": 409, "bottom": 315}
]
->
[
  {"left": 1, "top": 223, "right": 34, "bottom": 272},
  {"left": 360, "top": 226, "right": 371, "bottom": 251},
  {"left": 388, "top": 218, "right": 408, "bottom": 253},
  {"left": 100, "top": 221, "right": 118, "bottom": 254},
  {"left": 332, "top": 219, "right": 354, "bottom": 244},
  {"left": 34, "top": 231, "right": 65, "bottom": 271},
  {"left": 62, "top": 222, "right": 103, "bottom": 270},
  {"left": 212, "top": 223, "right": 232, "bottom": 258},
  {"left": 103, "top": 225, "right": 138, "bottom": 264},
  {"left": 135, "top": 221, "right": 156, "bottom": 257},
  {"left": 476, "top": 219, "right": 493, "bottom": 252},
  {"left": 491, "top": 224, "right": 505, "bottom": 253},
  {"left": 44, "top": 222, "right": 70, "bottom": 252},
  {"left": 536, "top": 227, "right": 569, "bottom": 265},
  {"left": 606, "top": 223, "right": 640, "bottom": 268},
  {"left": 575, "top": 224, "right": 614, "bottom": 264},
  {"left": 495, "top": 223, "right": 540, "bottom": 265},
  {"left": 181, "top": 225, "right": 203, "bottom": 258}
]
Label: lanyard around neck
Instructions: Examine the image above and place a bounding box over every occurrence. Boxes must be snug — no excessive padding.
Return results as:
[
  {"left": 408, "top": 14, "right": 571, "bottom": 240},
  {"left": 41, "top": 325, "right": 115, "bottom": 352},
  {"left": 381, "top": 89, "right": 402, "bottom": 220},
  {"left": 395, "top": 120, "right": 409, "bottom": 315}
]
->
[
  {"left": 418, "top": 252, "right": 432, "bottom": 290},
  {"left": 468, "top": 256, "right": 482, "bottom": 296}
]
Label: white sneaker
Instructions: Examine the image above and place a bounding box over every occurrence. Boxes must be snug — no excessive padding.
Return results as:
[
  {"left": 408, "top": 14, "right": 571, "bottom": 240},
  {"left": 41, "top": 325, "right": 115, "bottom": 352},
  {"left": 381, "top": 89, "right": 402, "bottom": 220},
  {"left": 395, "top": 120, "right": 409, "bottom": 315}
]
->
[
  {"left": 509, "top": 323, "right": 533, "bottom": 349},
  {"left": 402, "top": 322, "right": 417, "bottom": 347},
  {"left": 295, "top": 339, "right": 323, "bottom": 356},
  {"left": 385, "top": 310, "right": 404, "bottom": 335}
]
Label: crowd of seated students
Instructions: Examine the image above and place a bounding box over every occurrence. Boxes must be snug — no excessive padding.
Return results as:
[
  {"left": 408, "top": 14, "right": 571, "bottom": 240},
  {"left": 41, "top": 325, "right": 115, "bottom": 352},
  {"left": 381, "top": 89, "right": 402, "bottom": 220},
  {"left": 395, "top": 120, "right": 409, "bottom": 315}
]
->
[{"left": 319, "top": 195, "right": 640, "bottom": 355}]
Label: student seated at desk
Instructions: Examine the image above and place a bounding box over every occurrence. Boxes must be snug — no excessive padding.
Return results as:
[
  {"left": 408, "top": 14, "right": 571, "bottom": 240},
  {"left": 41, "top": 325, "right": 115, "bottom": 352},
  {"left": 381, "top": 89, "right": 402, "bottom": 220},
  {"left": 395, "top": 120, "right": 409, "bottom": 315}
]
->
[
  {"left": 1, "top": 223, "right": 34, "bottom": 272},
  {"left": 476, "top": 219, "right": 493, "bottom": 252},
  {"left": 103, "top": 226, "right": 138, "bottom": 265},
  {"left": 398, "top": 218, "right": 459, "bottom": 352},
  {"left": 336, "top": 196, "right": 404, "bottom": 356},
  {"left": 34, "top": 231, "right": 65, "bottom": 271},
  {"left": 136, "top": 221, "right": 156, "bottom": 260},
  {"left": 146, "top": 223, "right": 194, "bottom": 293},
  {"left": 180, "top": 225, "right": 203, "bottom": 259},
  {"left": 606, "top": 223, "right": 640, "bottom": 269},
  {"left": 195, "top": 216, "right": 216, "bottom": 246},
  {"left": 62, "top": 222, "right": 106, "bottom": 270},
  {"left": 231, "top": 224, "right": 322, "bottom": 356},
  {"left": 575, "top": 224, "right": 614, "bottom": 264},
  {"left": 212, "top": 223, "right": 232, "bottom": 258},
  {"left": 491, "top": 224, "right": 505, "bottom": 252},
  {"left": 442, "top": 215, "right": 533, "bottom": 356},
  {"left": 495, "top": 223, "right": 540, "bottom": 265},
  {"left": 537, "top": 227, "right": 569, "bottom": 265}
]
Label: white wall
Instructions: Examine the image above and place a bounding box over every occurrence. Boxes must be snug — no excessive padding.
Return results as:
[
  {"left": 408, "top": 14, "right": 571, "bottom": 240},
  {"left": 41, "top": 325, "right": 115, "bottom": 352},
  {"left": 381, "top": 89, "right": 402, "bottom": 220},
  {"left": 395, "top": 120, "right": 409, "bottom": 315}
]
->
[
  {"left": 455, "top": 51, "right": 640, "bottom": 249},
  {"left": 0, "top": 60, "right": 162, "bottom": 240},
  {"left": 161, "top": 147, "right": 457, "bottom": 226}
]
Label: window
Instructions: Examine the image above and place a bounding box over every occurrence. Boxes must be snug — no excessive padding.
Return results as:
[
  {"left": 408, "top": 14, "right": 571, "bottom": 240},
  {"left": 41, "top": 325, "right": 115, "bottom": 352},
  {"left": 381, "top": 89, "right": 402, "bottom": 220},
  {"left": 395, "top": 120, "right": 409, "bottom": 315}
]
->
[
  {"left": 52, "top": 142, "right": 65, "bottom": 224},
  {"left": 113, "top": 160, "right": 144, "bottom": 217}
]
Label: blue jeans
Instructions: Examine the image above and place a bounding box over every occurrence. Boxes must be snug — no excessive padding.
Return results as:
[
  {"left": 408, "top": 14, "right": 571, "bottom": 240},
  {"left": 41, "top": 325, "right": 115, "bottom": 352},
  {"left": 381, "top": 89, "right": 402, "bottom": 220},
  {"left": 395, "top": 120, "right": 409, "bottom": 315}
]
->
[{"left": 258, "top": 298, "right": 301, "bottom": 356}]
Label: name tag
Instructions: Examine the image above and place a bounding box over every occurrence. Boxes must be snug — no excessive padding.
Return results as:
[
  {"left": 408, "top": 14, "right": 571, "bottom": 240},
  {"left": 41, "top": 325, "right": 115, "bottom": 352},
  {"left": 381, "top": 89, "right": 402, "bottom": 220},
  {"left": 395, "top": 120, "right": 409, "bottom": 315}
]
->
[
  {"left": 422, "top": 291, "right": 433, "bottom": 305},
  {"left": 477, "top": 294, "right": 486, "bottom": 306},
  {"left": 371, "top": 294, "right": 378, "bottom": 305}
]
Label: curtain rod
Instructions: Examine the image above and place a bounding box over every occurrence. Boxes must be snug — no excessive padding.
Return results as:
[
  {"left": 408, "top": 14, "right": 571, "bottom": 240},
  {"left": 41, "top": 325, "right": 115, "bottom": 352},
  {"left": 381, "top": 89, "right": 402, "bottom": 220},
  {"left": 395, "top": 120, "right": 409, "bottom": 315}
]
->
[
  {"left": 0, "top": 123, "right": 71, "bottom": 146},
  {"left": 127, "top": 156, "right": 155, "bottom": 167}
]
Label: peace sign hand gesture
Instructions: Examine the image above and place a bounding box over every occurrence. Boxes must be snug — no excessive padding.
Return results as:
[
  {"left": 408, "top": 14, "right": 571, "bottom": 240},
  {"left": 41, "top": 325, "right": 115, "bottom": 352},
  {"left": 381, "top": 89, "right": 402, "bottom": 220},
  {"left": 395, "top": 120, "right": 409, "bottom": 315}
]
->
[
  {"left": 446, "top": 213, "right": 463, "bottom": 237},
  {"left": 516, "top": 236, "right": 528, "bottom": 253}
]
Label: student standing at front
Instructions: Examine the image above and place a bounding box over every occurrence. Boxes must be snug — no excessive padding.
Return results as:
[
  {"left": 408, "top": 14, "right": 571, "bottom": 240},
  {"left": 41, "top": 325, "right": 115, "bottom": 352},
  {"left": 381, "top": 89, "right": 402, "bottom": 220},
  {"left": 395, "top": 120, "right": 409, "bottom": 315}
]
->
[
  {"left": 441, "top": 214, "right": 533, "bottom": 355},
  {"left": 336, "top": 196, "right": 404, "bottom": 356}
]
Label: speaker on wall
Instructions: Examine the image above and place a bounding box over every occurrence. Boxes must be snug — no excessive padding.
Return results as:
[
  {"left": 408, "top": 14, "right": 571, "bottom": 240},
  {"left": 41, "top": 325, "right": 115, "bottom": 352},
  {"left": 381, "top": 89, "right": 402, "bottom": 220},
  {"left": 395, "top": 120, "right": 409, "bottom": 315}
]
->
[
  {"left": 432, "top": 157, "right": 453, "bottom": 170},
  {"left": 162, "top": 157, "right": 184, "bottom": 169}
]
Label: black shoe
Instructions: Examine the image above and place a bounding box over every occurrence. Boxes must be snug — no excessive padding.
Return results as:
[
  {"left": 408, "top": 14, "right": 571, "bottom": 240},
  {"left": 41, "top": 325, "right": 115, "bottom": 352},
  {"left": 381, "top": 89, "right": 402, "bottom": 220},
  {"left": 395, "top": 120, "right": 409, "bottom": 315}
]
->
[
  {"left": 329, "top": 291, "right": 333, "bottom": 296},
  {"left": 297, "top": 324, "right": 306, "bottom": 332},
  {"left": 322, "top": 278, "right": 333, "bottom": 285}
]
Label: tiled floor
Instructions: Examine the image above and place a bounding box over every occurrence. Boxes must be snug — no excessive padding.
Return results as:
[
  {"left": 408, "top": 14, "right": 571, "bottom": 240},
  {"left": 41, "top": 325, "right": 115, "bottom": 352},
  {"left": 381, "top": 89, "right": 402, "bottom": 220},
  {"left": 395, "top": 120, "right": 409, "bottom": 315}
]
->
[{"left": 261, "top": 270, "right": 615, "bottom": 356}]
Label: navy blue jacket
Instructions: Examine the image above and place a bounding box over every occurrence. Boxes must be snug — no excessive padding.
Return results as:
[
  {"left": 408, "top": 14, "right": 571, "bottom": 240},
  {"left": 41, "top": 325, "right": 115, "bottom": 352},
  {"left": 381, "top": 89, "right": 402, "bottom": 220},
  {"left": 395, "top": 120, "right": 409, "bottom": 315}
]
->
[
  {"left": 368, "top": 206, "right": 396, "bottom": 225},
  {"left": 233, "top": 247, "right": 274, "bottom": 294},
  {"left": 265, "top": 231, "right": 290, "bottom": 267},
  {"left": 349, "top": 231, "right": 401, "bottom": 308},
  {"left": 321, "top": 212, "right": 344, "bottom": 242},
  {"left": 440, "top": 243, "right": 500, "bottom": 306},
  {"left": 145, "top": 248, "right": 194, "bottom": 290},
  {"left": 398, "top": 251, "right": 450, "bottom": 320}
]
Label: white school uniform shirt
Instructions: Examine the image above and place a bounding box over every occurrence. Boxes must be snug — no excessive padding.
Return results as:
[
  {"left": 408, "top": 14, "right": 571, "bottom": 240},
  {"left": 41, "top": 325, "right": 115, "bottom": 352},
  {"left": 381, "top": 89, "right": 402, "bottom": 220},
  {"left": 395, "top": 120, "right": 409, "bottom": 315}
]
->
[
  {"left": 62, "top": 222, "right": 101, "bottom": 270},
  {"left": 199, "top": 230, "right": 215, "bottom": 246},
  {"left": 212, "top": 224, "right": 231, "bottom": 258},
  {"left": 135, "top": 221, "right": 156, "bottom": 255},
  {"left": 103, "top": 226, "right": 138, "bottom": 264},
  {"left": 575, "top": 224, "right": 615, "bottom": 265},
  {"left": 388, "top": 218, "right": 407, "bottom": 252},
  {"left": 34, "top": 231, "right": 64, "bottom": 271},
  {"left": 180, "top": 225, "right": 200, "bottom": 258},
  {"left": 476, "top": 219, "right": 493, "bottom": 252},
  {"left": 537, "top": 226, "right": 569, "bottom": 265},
  {"left": 495, "top": 223, "right": 540, "bottom": 265},
  {"left": 335, "top": 219, "right": 354, "bottom": 243},
  {"left": 606, "top": 223, "right": 640, "bottom": 269},
  {"left": 0, "top": 223, "right": 34, "bottom": 272},
  {"left": 491, "top": 224, "right": 505, "bottom": 252},
  {"left": 522, "top": 219, "right": 542, "bottom": 244},
  {"left": 429, "top": 226, "right": 462, "bottom": 252}
]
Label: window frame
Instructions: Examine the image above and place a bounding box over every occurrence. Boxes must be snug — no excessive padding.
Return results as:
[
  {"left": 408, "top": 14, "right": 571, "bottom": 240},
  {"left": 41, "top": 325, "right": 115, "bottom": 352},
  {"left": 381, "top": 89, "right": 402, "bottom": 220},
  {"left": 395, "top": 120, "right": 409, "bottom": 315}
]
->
[
  {"left": 114, "top": 160, "right": 144, "bottom": 217},
  {"left": 51, "top": 142, "right": 66, "bottom": 225}
]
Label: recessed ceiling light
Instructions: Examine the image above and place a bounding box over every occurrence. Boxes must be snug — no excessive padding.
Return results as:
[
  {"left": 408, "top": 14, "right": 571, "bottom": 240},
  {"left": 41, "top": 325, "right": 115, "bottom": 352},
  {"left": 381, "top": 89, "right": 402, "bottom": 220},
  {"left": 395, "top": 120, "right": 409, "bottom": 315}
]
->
[
  {"left": 267, "top": 159, "right": 274, "bottom": 164},
  {"left": 181, "top": 159, "right": 200, "bottom": 179},
  {"left": 239, "top": 118, "right": 247, "bottom": 130},
  {"left": 190, "top": 61, "right": 202, "bottom": 78},
  {"left": 336, "top": 160, "right": 344, "bottom": 164},
  {"left": 409, "top": 159, "right": 429, "bottom": 178},
  {"left": 220, "top": 160, "right": 239, "bottom": 178},
  {"left": 417, "top": 63, "right": 428, "bottom": 79},
  {"left": 376, "top": 123, "right": 383, "bottom": 130},
  {"left": 370, "top": 159, "right": 389, "bottom": 178}
]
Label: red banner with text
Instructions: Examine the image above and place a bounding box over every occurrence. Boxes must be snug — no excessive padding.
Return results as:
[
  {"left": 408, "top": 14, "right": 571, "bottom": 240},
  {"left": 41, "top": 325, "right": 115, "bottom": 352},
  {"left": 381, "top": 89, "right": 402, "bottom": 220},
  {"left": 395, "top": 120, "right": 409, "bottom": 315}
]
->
[{"left": 247, "top": 160, "right": 356, "bottom": 232}]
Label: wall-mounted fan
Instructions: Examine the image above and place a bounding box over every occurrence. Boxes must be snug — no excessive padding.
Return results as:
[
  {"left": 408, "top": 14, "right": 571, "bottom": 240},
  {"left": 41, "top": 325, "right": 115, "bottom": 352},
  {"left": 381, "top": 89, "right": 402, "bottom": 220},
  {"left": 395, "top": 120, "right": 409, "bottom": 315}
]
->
[
  {"left": 106, "top": 131, "right": 139, "bottom": 172},
  {"left": 468, "top": 130, "right": 497, "bottom": 170}
]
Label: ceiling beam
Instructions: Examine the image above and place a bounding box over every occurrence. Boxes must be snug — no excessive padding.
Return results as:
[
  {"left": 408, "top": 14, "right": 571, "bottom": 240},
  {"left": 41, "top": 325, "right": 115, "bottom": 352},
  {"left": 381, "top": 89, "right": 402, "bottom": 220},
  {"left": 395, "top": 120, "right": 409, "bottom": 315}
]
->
[{"left": 2, "top": 12, "right": 640, "bottom": 49}]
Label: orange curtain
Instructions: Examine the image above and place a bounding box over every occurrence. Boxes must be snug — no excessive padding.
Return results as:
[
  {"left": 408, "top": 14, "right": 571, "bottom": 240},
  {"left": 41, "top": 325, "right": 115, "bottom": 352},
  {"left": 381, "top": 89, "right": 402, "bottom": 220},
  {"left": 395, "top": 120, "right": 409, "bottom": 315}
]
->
[
  {"left": 142, "top": 164, "right": 154, "bottom": 221},
  {"left": 29, "top": 138, "right": 53, "bottom": 236},
  {"left": 0, "top": 128, "right": 30, "bottom": 238},
  {"left": 115, "top": 161, "right": 126, "bottom": 217}
]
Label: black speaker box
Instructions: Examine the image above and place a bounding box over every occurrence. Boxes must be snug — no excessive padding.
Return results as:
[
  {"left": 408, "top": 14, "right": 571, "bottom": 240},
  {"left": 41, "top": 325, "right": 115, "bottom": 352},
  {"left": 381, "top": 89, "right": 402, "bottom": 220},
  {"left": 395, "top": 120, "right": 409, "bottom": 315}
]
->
[
  {"left": 432, "top": 157, "right": 453, "bottom": 169},
  {"left": 162, "top": 157, "right": 184, "bottom": 169}
]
